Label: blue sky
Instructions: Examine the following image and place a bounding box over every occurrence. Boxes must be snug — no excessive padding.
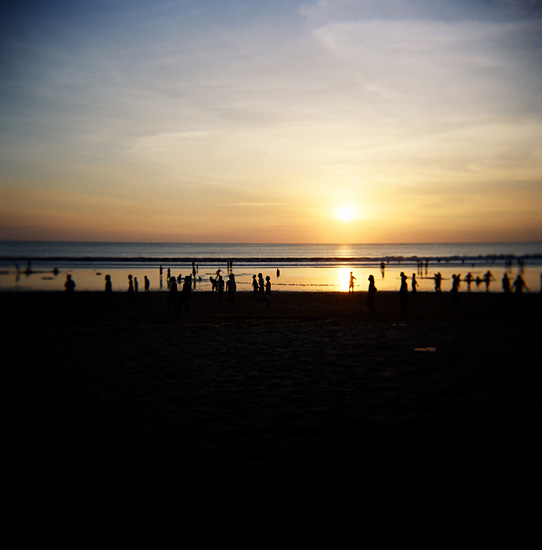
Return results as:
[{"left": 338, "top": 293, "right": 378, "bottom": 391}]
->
[{"left": 1, "top": 0, "right": 541, "bottom": 242}]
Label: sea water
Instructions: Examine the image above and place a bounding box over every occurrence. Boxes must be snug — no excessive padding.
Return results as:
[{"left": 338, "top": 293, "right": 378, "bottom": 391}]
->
[{"left": 0, "top": 241, "right": 541, "bottom": 293}]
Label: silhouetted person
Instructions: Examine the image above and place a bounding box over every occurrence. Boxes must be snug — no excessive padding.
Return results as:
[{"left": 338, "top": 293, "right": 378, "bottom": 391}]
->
[
  {"left": 127, "top": 274, "right": 135, "bottom": 302},
  {"left": 252, "top": 274, "right": 259, "bottom": 299},
  {"left": 502, "top": 273, "right": 511, "bottom": 294},
  {"left": 276, "top": 268, "right": 280, "bottom": 278},
  {"left": 512, "top": 274, "right": 528, "bottom": 294},
  {"left": 167, "top": 277, "right": 177, "bottom": 311},
  {"left": 465, "top": 272, "right": 473, "bottom": 291},
  {"left": 104, "top": 274, "right": 114, "bottom": 307},
  {"left": 134, "top": 277, "right": 139, "bottom": 292},
  {"left": 434, "top": 272, "right": 442, "bottom": 292},
  {"left": 367, "top": 275, "right": 377, "bottom": 314},
  {"left": 258, "top": 273, "right": 264, "bottom": 301},
  {"left": 349, "top": 272, "right": 356, "bottom": 292},
  {"left": 483, "top": 270, "right": 494, "bottom": 292},
  {"left": 177, "top": 275, "right": 192, "bottom": 314},
  {"left": 144, "top": 276, "right": 150, "bottom": 292},
  {"left": 411, "top": 273, "right": 418, "bottom": 293},
  {"left": 451, "top": 274, "right": 460, "bottom": 303},
  {"left": 217, "top": 274, "right": 225, "bottom": 304},
  {"left": 399, "top": 272, "right": 409, "bottom": 312},
  {"left": 64, "top": 274, "right": 75, "bottom": 292},
  {"left": 227, "top": 273, "right": 237, "bottom": 304},
  {"left": 265, "top": 276, "right": 271, "bottom": 307}
]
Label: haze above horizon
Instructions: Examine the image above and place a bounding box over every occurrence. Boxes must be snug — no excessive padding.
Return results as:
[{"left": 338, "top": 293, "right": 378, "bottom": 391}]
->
[{"left": 1, "top": 1, "right": 541, "bottom": 244}]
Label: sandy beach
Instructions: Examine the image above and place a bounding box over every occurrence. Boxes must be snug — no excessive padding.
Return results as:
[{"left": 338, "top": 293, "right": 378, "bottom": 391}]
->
[{"left": 5, "top": 289, "right": 540, "bottom": 517}]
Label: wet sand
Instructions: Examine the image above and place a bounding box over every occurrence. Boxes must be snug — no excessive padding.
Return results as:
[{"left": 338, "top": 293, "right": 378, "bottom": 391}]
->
[{"left": 5, "top": 289, "right": 540, "bottom": 516}]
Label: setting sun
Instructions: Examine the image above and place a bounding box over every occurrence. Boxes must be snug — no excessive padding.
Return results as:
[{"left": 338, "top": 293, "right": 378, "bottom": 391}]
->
[{"left": 336, "top": 206, "right": 356, "bottom": 222}]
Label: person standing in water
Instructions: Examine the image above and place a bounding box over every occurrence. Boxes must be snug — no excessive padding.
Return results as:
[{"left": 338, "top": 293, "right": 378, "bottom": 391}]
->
[{"left": 349, "top": 272, "right": 356, "bottom": 292}]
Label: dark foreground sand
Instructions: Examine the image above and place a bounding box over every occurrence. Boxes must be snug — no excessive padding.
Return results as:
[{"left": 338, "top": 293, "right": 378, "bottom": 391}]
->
[{"left": 4, "top": 289, "right": 541, "bottom": 517}]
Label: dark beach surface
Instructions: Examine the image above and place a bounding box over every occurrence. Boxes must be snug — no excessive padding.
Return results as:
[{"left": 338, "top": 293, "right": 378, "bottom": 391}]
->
[{"left": 5, "top": 289, "right": 540, "bottom": 516}]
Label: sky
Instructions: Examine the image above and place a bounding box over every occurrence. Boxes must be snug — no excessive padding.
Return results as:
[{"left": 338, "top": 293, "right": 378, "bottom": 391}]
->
[{"left": 1, "top": 0, "right": 541, "bottom": 243}]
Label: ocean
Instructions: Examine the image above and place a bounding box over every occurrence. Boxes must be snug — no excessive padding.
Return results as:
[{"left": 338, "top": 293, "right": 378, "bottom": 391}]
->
[{"left": 1, "top": 241, "right": 541, "bottom": 293}]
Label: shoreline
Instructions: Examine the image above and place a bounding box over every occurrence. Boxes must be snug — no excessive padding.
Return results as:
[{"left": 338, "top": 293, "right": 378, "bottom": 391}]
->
[{"left": 5, "top": 290, "right": 540, "bottom": 514}]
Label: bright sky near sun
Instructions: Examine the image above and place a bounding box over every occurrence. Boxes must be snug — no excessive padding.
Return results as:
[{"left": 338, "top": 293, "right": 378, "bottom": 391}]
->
[{"left": 1, "top": 0, "right": 541, "bottom": 243}]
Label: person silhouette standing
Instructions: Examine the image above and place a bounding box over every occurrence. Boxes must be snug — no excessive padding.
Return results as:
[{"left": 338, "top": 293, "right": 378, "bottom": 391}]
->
[
  {"left": 167, "top": 277, "right": 177, "bottom": 311},
  {"left": 217, "top": 274, "right": 225, "bottom": 304},
  {"left": 399, "top": 272, "right": 409, "bottom": 312},
  {"left": 411, "top": 273, "right": 418, "bottom": 293},
  {"left": 349, "top": 272, "right": 356, "bottom": 292},
  {"left": 264, "top": 275, "right": 271, "bottom": 307},
  {"left": 252, "top": 274, "right": 259, "bottom": 299},
  {"left": 227, "top": 273, "right": 237, "bottom": 304},
  {"left": 104, "top": 274, "right": 114, "bottom": 307},
  {"left": 144, "top": 276, "right": 150, "bottom": 292},
  {"left": 502, "top": 273, "right": 511, "bottom": 294},
  {"left": 177, "top": 275, "right": 192, "bottom": 314},
  {"left": 127, "top": 274, "right": 135, "bottom": 302},
  {"left": 258, "top": 273, "right": 264, "bottom": 302},
  {"left": 512, "top": 274, "right": 528, "bottom": 294},
  {"left": 367, "top": 275, "right": 377, "bottom": 314}
]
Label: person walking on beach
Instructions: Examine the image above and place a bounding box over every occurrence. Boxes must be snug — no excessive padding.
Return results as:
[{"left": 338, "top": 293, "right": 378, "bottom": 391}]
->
[
  {"left": 144, "top": 276, "right": 150, "bottom": 292},
  {"left": 399, "top": 272, "right": 409, "bottom": 312},
  {"left": 264, "top": 275, "right": 272, "bottom": 307},
  {"left": 167, "top": 276, "right": 177, "bottom": 311},
  {"left": 177, "top": 275, "right": 192, "bottom": 314},
  {"left": 252, "top": 274, "right": 259, "bottom": 299},
  {"left": 127, "top": 275, "right": 135, "bottom": 302},
  {"left": 483, "top": 270, "right": 494, "bottom": 292},
  {"left": 512, "top": 274, "right": 528, "bottom": 294},
  {"left": 411, "top": 273, "right": 418, "bottom": 293},
  {"left": 64, "top": 274, "right": 75, "bottom": 292},
  {"left": 502, "top": 273, "right": 511, "bottom": 294},
  {"left": 134, "top": 277, "right": 139, "bottom": 293},
  {"left": 104, "top": 274, "right": 114, "bottom": 307},
  {"left": 451, "top": 274, "right": 460, "bottom": 303},
  {"left": 349, "top": 272, "right": 356, "bottom": 292},
  {"left": 217, "top": 274, "right": 225, "bottom": 304},
  {"left": 227, "top": 273, "right": 237, "bottom": 304},
  {"left": 258, "top": 272, "right": 265, "bottom": 300},
  {"left": 367, "top": 275, "right": 377, "bottom": 314},
  {"left": 434, "top": 272, "right": 442, "bottom": 292}
]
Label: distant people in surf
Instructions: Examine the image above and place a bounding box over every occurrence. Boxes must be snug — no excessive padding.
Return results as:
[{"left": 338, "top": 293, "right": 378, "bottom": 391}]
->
[{"left": 349, "top": 272, "right": 356, "bottom": 292}]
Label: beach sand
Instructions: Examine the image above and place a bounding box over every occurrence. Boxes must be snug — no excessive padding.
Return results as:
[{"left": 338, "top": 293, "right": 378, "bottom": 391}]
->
[{"left": 5, "top": 289, "right": 540, "bottom": 517}]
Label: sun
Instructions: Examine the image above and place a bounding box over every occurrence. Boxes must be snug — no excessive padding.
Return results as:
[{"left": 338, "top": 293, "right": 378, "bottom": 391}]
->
[{"left": 336, "top": 206, "right": 356, "bottom": 222}]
